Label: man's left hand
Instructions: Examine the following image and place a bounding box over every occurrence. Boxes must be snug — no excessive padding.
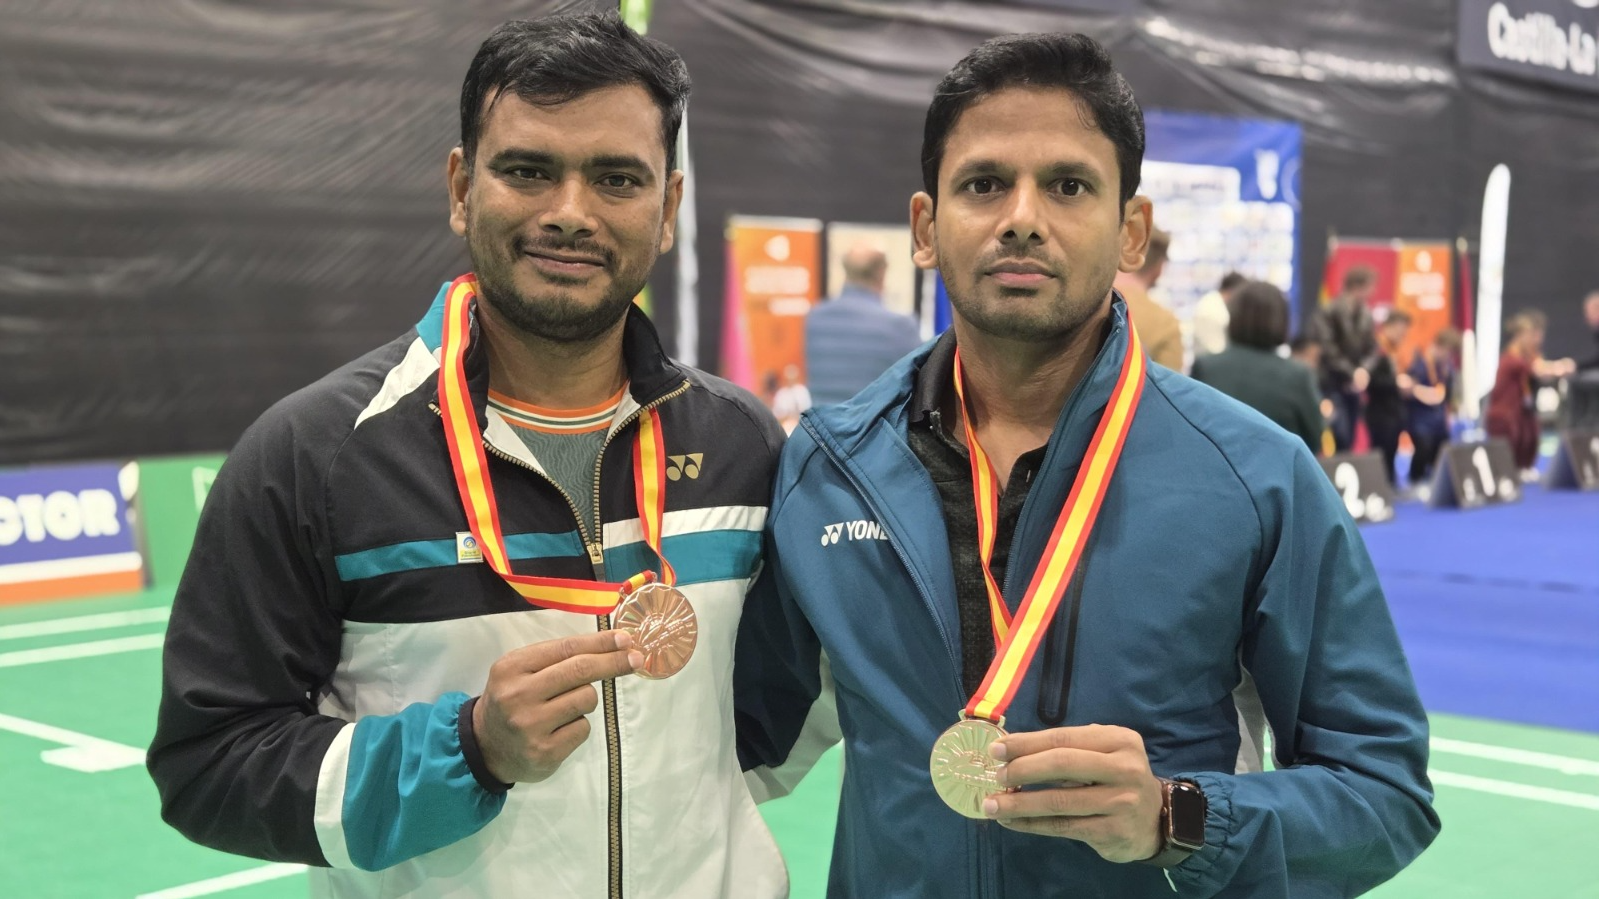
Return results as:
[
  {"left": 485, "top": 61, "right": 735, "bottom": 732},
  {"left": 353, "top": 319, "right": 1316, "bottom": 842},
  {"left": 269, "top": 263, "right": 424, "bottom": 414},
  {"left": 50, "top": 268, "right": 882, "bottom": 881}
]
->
[{"left": 981, "top": 724, "right": 1163, "bottom": 863}]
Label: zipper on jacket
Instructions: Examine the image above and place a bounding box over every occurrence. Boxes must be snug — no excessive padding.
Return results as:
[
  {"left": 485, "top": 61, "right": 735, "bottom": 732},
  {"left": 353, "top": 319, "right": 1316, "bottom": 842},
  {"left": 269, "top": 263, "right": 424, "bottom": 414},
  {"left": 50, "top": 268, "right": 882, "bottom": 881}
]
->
[
  {"left": 436, "top": 380, "right": 688, "bottom": 899},
  {"left": 1037, "top": 551, "right": 1091, "bottom": 726},
  {"left": 429, "top": 402, "right": 599, "bottom": 562},
  {"left": 588, "top": 378, "right": 688, "bottom": 899}
]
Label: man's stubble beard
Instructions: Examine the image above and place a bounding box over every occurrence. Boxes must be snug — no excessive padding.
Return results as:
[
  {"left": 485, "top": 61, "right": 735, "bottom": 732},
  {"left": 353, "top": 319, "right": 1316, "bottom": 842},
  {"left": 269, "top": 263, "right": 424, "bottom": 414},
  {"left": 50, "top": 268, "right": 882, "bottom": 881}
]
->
[{"left": 466, "top": 217, "right": 657, "bottom": 345}]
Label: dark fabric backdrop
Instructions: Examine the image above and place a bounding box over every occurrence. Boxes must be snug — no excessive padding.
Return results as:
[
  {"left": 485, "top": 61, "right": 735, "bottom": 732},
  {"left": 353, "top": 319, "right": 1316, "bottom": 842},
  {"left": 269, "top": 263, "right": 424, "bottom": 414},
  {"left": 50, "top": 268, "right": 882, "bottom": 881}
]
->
[{"left": 2, "top": 0, "right": 1595, "bottom": 463}]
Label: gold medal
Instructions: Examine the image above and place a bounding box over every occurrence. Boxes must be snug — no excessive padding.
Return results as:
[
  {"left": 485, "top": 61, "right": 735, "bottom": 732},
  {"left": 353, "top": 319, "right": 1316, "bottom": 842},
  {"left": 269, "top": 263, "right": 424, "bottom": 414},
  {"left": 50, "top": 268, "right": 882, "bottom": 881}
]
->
[
  {"left": 929, "top": 716, "right": 1015, "bottom": 818},
  {"left": 613, "top": 581, "right": 698, "bottom": 679}
]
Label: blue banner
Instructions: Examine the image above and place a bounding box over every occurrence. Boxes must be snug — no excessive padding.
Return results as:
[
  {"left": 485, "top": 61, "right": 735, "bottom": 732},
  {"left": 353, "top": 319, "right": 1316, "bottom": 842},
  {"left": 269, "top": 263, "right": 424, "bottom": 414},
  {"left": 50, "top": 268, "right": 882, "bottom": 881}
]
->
[
  {"left": 1140, "top": 110, "right": 1303, "bottom": 329},
  {"left": 0, "top": 463, "right": 143, "bottom": 601}
]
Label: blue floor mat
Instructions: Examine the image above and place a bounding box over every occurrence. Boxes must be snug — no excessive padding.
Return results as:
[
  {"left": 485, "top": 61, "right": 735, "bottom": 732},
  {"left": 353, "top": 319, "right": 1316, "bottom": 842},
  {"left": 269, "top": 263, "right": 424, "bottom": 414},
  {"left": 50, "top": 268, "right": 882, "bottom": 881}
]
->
[{"left": 1362, "top": 485, "right": 1599, "bottom": 732}]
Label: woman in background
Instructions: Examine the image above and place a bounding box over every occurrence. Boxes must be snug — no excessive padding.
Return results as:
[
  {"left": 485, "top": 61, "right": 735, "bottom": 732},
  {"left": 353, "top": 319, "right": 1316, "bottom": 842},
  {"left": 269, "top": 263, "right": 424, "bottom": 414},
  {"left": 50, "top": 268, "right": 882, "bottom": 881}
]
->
[
  {"left": 1486, "top": 311, "right": 1575, "bottom": 480},
  {"left": 1192, "top": 280, "right": 1325, "bottom": 454}
]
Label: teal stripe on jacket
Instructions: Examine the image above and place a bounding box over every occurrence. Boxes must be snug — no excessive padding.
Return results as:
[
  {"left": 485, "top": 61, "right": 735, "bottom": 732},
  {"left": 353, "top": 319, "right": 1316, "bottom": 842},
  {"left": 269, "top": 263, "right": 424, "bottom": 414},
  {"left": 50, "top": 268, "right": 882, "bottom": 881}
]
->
[{"left": 336, "top": 528, "right": 760, "bottom": 586}]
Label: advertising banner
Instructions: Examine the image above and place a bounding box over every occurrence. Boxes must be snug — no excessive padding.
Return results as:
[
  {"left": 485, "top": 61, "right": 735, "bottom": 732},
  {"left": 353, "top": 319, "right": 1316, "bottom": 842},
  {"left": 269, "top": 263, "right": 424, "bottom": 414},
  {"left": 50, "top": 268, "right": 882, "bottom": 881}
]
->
[
  {"left": 0, "top": 463, "right": 143, "bottom": 604},
  {"left": 1322, "top": 239, "right": 1455, "bottom": 362},
  {"left": 1140, "top": 111, "right": 1302, "bottom": 329},
  {"left": 722, "top": 216, "right": 823, "bottom": 406},
  {"left": 1459, "top": 0, "right": 1599, "bottom": 94}
]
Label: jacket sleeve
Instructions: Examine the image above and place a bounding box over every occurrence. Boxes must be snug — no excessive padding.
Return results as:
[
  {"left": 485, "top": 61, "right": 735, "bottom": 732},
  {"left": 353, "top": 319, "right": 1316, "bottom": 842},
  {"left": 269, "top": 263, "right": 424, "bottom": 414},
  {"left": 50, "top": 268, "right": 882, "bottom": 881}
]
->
[
  {"left": 734, "top": 449, "right": 841, "bottom": 801},
  {"left": 1167, "top": 445, "right": 1440, "bottom": 897},
  {"left": 1308, "top": 310, "right": 1356, "bottom": 381},
  {"left": 147, "top": 408, "right": 506, "bottom": 870}
]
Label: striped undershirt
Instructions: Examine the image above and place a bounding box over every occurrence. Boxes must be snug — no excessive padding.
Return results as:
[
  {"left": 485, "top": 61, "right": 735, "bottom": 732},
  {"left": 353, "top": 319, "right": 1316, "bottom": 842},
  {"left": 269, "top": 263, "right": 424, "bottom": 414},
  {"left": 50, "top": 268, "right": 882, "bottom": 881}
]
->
[{"left": 488, "top": 385, "right": 627, "bottom": 540}]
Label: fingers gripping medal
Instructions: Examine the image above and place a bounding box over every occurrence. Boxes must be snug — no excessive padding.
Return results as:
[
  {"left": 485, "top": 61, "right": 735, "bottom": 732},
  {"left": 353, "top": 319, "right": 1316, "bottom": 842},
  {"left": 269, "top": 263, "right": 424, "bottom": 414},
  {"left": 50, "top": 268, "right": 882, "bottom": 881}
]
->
[
  {"left": 437, "top": 274, "right": 695, "bottom": 677},
  {"left": 614, "top": 576, "right": 698, "bottom": 680},
  {"left": 929, "top": 324, "right": 1147, "bottom": 818}
]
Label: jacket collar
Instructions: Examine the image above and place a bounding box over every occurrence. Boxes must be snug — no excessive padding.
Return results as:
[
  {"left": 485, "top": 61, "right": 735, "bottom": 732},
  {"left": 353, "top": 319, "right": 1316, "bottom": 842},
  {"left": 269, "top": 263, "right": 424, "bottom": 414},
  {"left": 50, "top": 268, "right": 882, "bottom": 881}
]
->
[{"left": 414, "top": 278, "right": 687, "bottom": 409}]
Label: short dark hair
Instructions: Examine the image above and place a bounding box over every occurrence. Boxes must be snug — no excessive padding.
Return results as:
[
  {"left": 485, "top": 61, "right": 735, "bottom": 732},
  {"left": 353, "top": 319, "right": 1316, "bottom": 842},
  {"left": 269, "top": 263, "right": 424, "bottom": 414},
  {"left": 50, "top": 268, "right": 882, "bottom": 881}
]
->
[
  {"left": 1343, "top": 265, "right": 1375, "bottom": 292},
  {"left": 1383, "top": 309, "right": 1412, "bottom": 327},
  {"left": 1140, "top": 228, "right": 1170, "bottom": 274},
  {"left": 1227, "top": 280, "right": 1290, "bottom": 350},
  {"left": 1219, "top": 271, "right": 1247, "bottom": 293},
  {"left": 460, "top": 13, "right": 690, "bottom": 171},
  {"left": 920, "top": 33, "right": 1144, "bottom": 206}
]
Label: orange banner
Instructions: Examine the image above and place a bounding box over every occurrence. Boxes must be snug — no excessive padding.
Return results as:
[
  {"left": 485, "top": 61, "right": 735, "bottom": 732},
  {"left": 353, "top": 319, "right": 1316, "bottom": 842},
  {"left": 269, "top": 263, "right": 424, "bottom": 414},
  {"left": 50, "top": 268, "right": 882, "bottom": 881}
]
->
[
  {"left": 723, "top": 216, "right": 822, "bottom": 406},
  {"left": 1394, "top": 243, "right": 1453, "bottom": 364}
]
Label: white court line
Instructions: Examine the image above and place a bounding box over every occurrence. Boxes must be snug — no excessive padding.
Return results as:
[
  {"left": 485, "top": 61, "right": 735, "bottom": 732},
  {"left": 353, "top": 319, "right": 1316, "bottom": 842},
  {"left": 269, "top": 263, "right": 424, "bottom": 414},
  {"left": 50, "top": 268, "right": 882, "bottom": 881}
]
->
[
  {"left": 1432, "top": 769, "right": 1599, "bottom": 810},
  {"left": 135, "top": 864, "right": 306, "bottom": 899},
  {"left": 1433, "top": 737, "right": 1599, "bottom": 777},
  {"left": 0, "top": 712, "right": 145, "bottom": 772},
  {"left": 0, "top": 633, "right": 165, "bottom": 668},
  {"left": 0, "top": 607, "right": 169, "bottom": 642}
]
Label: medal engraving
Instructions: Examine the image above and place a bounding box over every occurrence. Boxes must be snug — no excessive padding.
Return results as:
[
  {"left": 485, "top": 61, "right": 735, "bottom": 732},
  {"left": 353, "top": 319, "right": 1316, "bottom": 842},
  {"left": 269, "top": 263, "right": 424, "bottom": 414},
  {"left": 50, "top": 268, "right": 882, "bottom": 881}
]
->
[
  {"left": 930, "top": 717, "right": 1015, "bottom": 818},
  {"left": 614, "top": 582, "right": 698, "bottom": 679}
]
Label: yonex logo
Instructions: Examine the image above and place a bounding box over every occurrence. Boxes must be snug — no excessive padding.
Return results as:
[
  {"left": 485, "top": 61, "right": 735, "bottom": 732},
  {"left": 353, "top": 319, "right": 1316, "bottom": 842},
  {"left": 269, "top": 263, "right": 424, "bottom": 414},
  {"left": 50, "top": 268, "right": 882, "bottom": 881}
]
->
[
  {"left": 820, "top": 520, "right": 888, "bottom": 546},
  {"left": 666, "top": 453, "right": 703, "bottom": 480}
]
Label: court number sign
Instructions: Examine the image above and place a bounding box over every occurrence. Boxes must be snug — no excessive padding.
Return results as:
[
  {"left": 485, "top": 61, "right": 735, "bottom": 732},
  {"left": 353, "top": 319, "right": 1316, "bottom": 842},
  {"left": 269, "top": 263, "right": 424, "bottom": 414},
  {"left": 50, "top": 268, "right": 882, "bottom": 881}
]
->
[
  {"left": 1318, "top": 452, "right": 1396, "bottom": 524},
  {"left": 1545, "top": 429, "right": 1599, "bottom": 491},
  {"left": 1434, "top": 438, "right": 1522, "bottom": 509}
]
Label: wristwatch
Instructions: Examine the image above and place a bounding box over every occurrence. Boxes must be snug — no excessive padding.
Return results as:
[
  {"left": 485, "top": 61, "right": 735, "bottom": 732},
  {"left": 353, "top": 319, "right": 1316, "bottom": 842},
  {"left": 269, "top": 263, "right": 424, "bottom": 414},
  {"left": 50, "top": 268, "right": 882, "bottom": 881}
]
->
[{"left": 1139, "top": 778, "right": 1207, "bottom": 868}]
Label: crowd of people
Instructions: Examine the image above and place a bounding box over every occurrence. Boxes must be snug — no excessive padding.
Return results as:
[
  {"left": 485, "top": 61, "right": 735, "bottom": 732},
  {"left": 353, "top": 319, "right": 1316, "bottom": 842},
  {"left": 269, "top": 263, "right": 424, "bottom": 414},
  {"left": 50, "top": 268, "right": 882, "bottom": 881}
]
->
[{"left": 802, "top": 245, "right": 1589, "bottom": 499}]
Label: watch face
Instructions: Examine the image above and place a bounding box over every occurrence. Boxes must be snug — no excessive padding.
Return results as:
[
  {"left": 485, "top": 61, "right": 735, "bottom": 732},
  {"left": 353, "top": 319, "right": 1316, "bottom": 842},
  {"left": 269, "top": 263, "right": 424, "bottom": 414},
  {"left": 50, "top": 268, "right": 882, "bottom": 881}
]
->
[{"left": 1169, "top": 782, "right": 1207, "bottom": 849}]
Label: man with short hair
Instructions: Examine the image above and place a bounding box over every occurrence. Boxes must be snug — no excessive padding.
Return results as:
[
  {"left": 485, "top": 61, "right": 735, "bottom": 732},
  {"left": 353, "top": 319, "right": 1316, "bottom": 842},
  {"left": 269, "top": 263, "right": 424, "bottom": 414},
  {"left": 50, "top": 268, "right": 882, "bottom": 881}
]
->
[
  {"left": 1310, "top": 266, "right": 1380, "bottom": 451},
  {"left": 805, "top": 242, "right": 923, "bottom": 405},
  {"left": 1192, "top": 270, "right": 1246, "bottom": 359},
  {"left": 1113, "top": 227, "right": 1184, "bottom": 370},
  {"left": 737, "top": 32, "right": 1437, "bottom": 898},
  {"left": 149, "top": 14, "right": 787, "bottom": 897}
]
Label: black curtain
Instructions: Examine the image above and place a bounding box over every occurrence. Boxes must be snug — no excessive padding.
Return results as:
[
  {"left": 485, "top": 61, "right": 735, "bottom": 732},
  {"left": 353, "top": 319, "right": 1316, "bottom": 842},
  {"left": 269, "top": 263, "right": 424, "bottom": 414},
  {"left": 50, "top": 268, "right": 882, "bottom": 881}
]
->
[{"left": 3, "top": 0, "right": 1596, "bottom": 464}]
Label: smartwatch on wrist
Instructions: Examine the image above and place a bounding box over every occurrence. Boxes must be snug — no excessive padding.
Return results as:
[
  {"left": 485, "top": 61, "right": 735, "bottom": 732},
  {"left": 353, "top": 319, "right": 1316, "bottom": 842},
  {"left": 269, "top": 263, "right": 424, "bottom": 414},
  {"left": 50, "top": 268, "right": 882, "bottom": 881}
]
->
[{"left": 1140, "top": 778, "right": 1206, "bottom": 868}]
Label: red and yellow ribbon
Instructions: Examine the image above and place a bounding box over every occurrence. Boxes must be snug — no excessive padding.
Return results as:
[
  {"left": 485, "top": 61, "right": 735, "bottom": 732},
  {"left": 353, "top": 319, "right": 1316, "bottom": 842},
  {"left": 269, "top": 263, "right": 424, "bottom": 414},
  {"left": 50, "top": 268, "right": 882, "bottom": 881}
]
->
[
  {"left": 438, "top": 273, "right": 672, "bottom": 615},
  {"left": 954, "top": 319, "right": 1147, "bottom": 723}
]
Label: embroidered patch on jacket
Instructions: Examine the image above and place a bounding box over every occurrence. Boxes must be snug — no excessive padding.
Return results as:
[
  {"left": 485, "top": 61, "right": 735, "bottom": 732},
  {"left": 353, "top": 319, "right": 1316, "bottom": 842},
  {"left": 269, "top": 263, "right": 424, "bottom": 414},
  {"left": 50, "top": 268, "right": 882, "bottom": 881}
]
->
[{"left": 456, "top": 532, "right": 484, "bottom": 564}]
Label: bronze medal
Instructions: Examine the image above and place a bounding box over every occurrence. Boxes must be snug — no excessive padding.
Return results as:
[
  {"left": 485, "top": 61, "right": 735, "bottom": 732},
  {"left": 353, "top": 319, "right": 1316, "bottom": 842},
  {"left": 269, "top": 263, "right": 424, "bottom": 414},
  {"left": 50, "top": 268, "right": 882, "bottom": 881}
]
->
[
  {"left": 613, "top": 581, "right": 698, "bottom": 679},
  {"left": 929, "top": 716, "right": 1015, "bottom": 818}
]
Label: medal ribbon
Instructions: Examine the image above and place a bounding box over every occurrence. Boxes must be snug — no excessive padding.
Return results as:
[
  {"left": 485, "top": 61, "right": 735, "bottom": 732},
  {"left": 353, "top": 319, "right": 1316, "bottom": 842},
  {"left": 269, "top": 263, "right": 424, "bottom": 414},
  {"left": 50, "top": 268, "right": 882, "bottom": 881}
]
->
[
  {"left": 953, "top": 320, "right": 1146, "bottom": 723},
  {"left": 438, "top": 273, "right": 674, "bottom": 615}
]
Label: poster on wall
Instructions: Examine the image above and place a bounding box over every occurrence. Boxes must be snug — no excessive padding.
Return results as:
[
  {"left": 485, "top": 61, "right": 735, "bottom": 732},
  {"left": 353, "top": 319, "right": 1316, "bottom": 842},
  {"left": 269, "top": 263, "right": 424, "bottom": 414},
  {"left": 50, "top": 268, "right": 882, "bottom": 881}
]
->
[
  {"left": 1140, "top": 111, "right": 1302, "bottom": 329},
  {"left": 721, "top": 215, "right": 823, "bottom": 409},
  {"left": 824, "top": 223, "right": 917, "bottom": 318},
  {"left": 1322, "top": 238, "right": 1455, "bottom": 362}
]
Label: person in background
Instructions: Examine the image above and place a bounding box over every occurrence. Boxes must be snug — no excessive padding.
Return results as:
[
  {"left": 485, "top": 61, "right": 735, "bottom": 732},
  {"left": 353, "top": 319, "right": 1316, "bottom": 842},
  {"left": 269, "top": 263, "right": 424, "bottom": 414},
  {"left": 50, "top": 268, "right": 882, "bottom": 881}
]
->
[
  {"left": 1364, "top": 311, "right": 1414, "bottom": 488},
  {"left": 1487, "top": 310, "right": 1577, "bottom": 480},
  {"left": 1310, "top": 266, "right": 1378, "bottom": 451},
  {"left": 1113, "top": 227, "right": 1183, "bottom": 370},
  {"left": 1290, "top": 334, "right": 1338, "bottom": 457},
  {"left": 1192, "top": 270, "right": 1245, "bottom": 359},
  {"left": 1191, "top": 281, "right": 1324, "bottom": 453},
  {"left": 770, "top": 363, "right": 812, "bottom": 432},
  {"left": 1405, "top": 327, "right": 1458, "bottom": 496},
  {"left": 1580, "top": 290, "right": 1599, "bottom": 373},
  {"left": 804, "top": 242, "right": 922, "bottom": 405}
]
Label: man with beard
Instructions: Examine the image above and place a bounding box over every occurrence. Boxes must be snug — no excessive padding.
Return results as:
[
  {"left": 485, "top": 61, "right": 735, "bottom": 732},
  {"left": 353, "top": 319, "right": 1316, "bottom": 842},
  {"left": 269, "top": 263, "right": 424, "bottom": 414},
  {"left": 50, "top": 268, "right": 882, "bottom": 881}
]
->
[
  {"left": 149, "top": 14, "right": 787, "bottom": 898},
  {"left": 735, "top": 32, "right": 1437, "bottom": 898}
]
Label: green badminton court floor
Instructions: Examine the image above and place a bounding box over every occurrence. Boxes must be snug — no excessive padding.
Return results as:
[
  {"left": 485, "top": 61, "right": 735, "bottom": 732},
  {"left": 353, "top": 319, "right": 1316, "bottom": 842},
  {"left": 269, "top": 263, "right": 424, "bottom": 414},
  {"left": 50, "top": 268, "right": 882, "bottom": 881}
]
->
[{"left": 2, "top": 587, "right": 1595, "bottom": 898}]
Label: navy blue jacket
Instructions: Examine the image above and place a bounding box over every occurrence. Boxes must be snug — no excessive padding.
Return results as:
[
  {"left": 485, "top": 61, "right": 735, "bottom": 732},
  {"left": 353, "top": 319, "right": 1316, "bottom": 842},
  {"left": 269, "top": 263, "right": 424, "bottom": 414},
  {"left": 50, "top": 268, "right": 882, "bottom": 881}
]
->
[
  {"left": 736, "top": 301, "right": 1438, "bottom": 898},
  {"left": 804, "top": 285, "right": 923, "bottom": 406}
]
